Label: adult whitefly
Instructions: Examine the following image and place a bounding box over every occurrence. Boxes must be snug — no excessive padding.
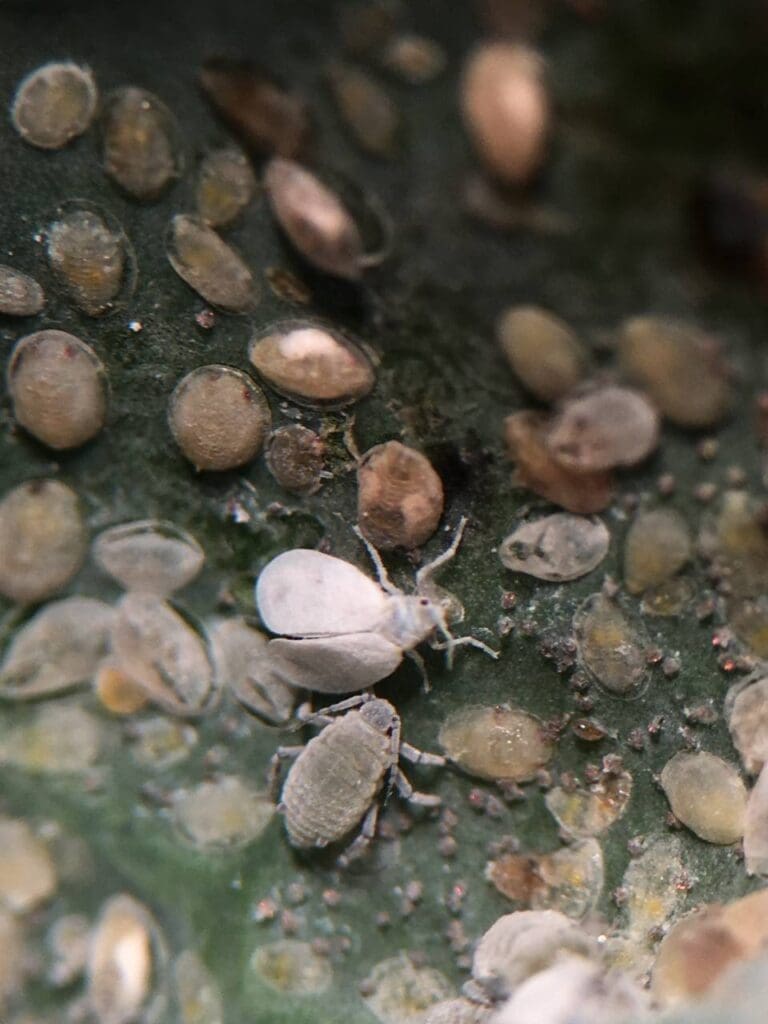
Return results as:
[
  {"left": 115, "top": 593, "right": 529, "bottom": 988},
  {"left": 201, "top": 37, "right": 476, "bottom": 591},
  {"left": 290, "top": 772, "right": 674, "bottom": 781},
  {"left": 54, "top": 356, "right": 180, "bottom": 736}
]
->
[
  {"left": 0, "top": 597, "right": 114, "bottom": 699},
  {"left": 12, "top": 61, "right": 97, "bottom": 149},
  {"left": 248, "top": 319, "right": 374, "bottom": 408},
  {"left": 8, "top": 330, "right": 108, "bottom": 449},
  {"left": 471, "top": 910, "right": 598, "bottom": 1002},
  {"left": 93, "top": 519, "right": 204, "bottom": 597},
  {"left": 547, "top": 386, "right": 660, "bottom": 472},
  {"left": 102, "top": 86, "right": 182, "bottom": 200},
  {"left": 357, "top": 441, "right": 444, "bottom": 550},
  {"left": 46, "top": 203, "right": 134, "bottom": 316},
  {"left": 0, "top": 703, "right": 105, "bottom": 775},
  {"left": 111, "top": 593, "right": 215, "bottom": 716},
  {"left": 0, "top": 480, "right": 87, "bottom": 604},
  {"left": 545, "top": 770, "right": 632, "bottom": 838},
  {"left": 327, "top": 61, "right": 400, "bottom": 159},
  {"left": 209, "top": 617, "right": 295, "bottom": 725},
  {"left": 661, "top": 751, "right": 746, "bottom": 845},
  {"left": 0, "top": 266, "right": 44, "bottom": 317},
  {"left": 167, "top": 214, "right": 258, "bottom": 313},
  {"left": 196, "top": 147, "right": 257, "bottom": 227},
  {"left": 86, "top": 894, "right": 168, "bottom": 1024},
  {"left": 168, "top": 365, "right": 271, "bottom": 471},
  {"left": 497, "top": 306, "right": 587, "bottom": 403},
  {"left": 499, "top": 513, "right": 609, "bottom": 582}
]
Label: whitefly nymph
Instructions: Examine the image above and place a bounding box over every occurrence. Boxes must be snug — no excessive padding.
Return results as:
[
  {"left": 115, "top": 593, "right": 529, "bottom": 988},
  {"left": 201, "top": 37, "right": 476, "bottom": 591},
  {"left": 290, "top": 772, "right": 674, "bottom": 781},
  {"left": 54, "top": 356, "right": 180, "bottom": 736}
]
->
[{"left": 256, "top": 517, "right": 497, "bottom": 694}]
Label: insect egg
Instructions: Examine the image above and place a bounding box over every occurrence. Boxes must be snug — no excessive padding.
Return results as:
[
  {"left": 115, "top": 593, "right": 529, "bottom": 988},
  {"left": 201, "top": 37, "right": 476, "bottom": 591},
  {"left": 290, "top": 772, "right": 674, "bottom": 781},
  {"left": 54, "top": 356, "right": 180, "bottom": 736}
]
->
[
  {"left": 167, "top": 214, "right": 259, "bottom": 313},
  {"left": 248, "top": 319, "right": 374, "bottom": 407},
  {"left": 357, "top": 440, "right": 444, "bottom": 550},
  {"left": 168, "top": 365, "right": 271, "bottom": 471},
  {"left": 7, "top": 329, "right": 108, "bottom": 449},
  {"left": 0, "top": 266, "right": 44, "bottom": 317},
  {"left": 102, "top": 86, "right": 182, "bottom": 200},
  {"left": 12, "top": 61, "right": 97, "bottom": 149}
]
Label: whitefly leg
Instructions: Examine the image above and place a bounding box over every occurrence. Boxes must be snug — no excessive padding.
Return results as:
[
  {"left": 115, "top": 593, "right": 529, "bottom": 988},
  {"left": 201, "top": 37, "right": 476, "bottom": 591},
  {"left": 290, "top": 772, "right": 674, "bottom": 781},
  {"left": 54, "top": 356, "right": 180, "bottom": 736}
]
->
[
  {"left": 394, "top": 767, "right": 442, "bottom": 808},
  {"left": 430, "top": 634, "right": 499, "bottom": 662},
  {"left": 416, "top": 516, "right": 468, "bottom": 589},
  {"left": 267, "top": 745, "right": 304, "bottom": 801},
  {"left": 353, "top": 525, "right": 400, "bottom": 595},
  {"left": 405, "top": 648, "right": 431, "bottom": 693},
  {"left": 337, "top": 802, "right": 379, "bottom": 868},
  {"left": 400, "top": 742, "right": 446, "bottom": 768}
]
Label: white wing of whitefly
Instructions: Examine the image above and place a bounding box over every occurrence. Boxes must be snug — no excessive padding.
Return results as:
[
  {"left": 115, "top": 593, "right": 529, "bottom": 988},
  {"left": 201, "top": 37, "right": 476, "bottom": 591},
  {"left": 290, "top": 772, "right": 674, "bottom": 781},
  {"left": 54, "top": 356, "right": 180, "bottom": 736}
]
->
[
  {"left": 209, "top": 616, "right": 296, "bottom": 723},
  {"left": 256, "top": 548, "right": 388, "bottom": 636},
  {"left": 0, "top": 597, "right": 115, "bottom": 699},
  {"left": 111, "top": 593, "right": 214, "bottom": 714},
  {"left": 92, "top": 519, "right": 204, "bottom": 597},
  {"left": 267, "top": 633, "right": 403, "bottom": 693}
]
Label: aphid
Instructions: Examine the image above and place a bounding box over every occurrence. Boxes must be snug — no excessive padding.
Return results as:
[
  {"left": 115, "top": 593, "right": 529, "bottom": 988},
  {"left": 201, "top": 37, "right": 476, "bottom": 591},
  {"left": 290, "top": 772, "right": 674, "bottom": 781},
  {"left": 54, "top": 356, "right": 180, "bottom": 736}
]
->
[
  {"left": 0, "top": 479, "right": 87, "bottom": 603},
  {"left": 623, "top": 508, "right": 691, "bottom": 594},
  {"left": 250, "top": 939, "right": 331, "bottom": 995},
  {"left": 264, "top": 157, "right": 386, "bottom": 280},
  {"left": 8, "top": 330, "right": 107, "bottom": 450},
  {"left": 361, "top": 954, "right": 453, "bottom": 1024},
  {"left": 12, "top": 61, "right": 97, "bottom": 149},
  {"left": 382, "top": 35, "right": 447, "bottom": 85},
  {"left": 497, "top": 306, "right": 587, "bottom": 403},
  {"left": 86, "top": 894, "right": 168, "bottom": 1024},
  {"left": 271, "top": 695, "right": 445, "bottom": 864},
  {"left": 248, "top": 319, "right": 375, "bottom": 409},
  {"left": 504, "top": 411, "right": 614, "bottom": 514},
  {"left": 547, "top": 386, "right": 660, "bottom": 472},
  {"left": 195, "top": 147, "right": 257, "bottom": 227},
  {"left": 171, "top": 775, "right": 273, "bottom": 851},
  {"left": 102, "top": 86, "right": 182, "bottom": 200},
  {"left": 470, "top": 910, "right": 598, "bottom": 1002},
  {"left": 199, "top": 59, "right": 310, "bottom": 159},
  {"left": 0, "top": 817, "right": 56, "bottom": 914},
  {"left": 256, "top": 517, "right": 497, "bottom": 694},
  {"left": 574, "top": 594, "right": 647, "bottom": 697},
  {"left": 173, "top": 950, "right": 223, "bottom": 1024},
  {"left": 265, "top": 424, "right": 326, "bottom": 496},
  {"left": 460, "top": 43, "right": 550, "bottom": 188},
  {"left": 0, "top": 597, "right": 114, "bottom": 700},
  {"left": 499, "top": 513, "right": 609, "bottom": 582},
  {"left": 327, "top": 62, "right": 400, "bottom": 159},
  {"left": 46, "top": 203, "right": 133, "bottom": 316},
  {"left": 209, "top": 617, "right": 296, "bottom": 725},
  {"left": 168, "top": 365, "right": 271, "bottom": 471},
  {"left": 357, "top": 441, "right": 444, "bottom": 550},
  {"left": 660, "top": 751, "right": 746, "bottom": 845},
  {"left": 93, "top": 519, "right": 204, "bottom": 597},
  {"left": 110, "top": 593, "right": 216, "bottom": 716},
  {"left": 439, "top": 705, "right": 553, "bottom": 782},
  {"left": 0, "top": 265, "right": 44, "bottom": 316},
  {"left": 0, "top": 703, "right": 104, "bottom": 775},
  {"left": 618, "top": 316, "right": 732, "bottom": 428},
  {"left": 166, "top": 214, "right": 259, "bottom": 313}
]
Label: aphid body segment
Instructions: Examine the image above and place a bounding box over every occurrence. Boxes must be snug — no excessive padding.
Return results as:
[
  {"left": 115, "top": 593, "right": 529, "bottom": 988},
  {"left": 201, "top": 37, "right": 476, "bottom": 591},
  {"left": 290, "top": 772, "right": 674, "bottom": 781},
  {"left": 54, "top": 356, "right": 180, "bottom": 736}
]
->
[
  {"left": 256, "top": 518, "right": 496, "bottom": 694},
  {"left": 272, "top": 695, "right": 444, "bottom": 864}
]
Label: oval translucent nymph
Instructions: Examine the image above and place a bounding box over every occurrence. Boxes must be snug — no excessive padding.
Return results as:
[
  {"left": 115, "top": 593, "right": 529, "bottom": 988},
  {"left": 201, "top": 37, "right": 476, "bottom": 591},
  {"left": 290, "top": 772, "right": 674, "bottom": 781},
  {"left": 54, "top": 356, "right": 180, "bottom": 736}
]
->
[
  {"left": 574, "top": 594, "right": 646, "bottom": 697},
  {"left": 0, "top": 480, "right": 87, "bottom": 603},
  {"left": 196, "top": 147, "right": 256, "bottom": 227},
  {"left": 623, "top": 508, "right": 691, "bottom": 594},
  {"left": 249, "top": 320, "right": 374, "bottom": 407},
  {"left": 168, "top": 365, "right": 271, "bottom": 470},
  {"left": 439, "top": 705, "right": 553, "bottom": 782},
  {"left": 500, "top": 514, "right": 609, "bottom": 582},
  {"left": 171, "top": 776, "right": 274, "bottom": 851},
  {"left": 46, "top": 204, "right": 133, "bottom": 316},
  {"left": 167, "top": 214, "right": 258, "bottom": 312},
  {"left": 661, "top": 751, "right": 746, "bottom": 845},
  {"left": 357, "top": 441, "right": 444, "bottom": 550},
  {"left": 0, "top": 265, "right": 44, "bottom": 317},
  {"left": 251, "top": 940, "right": 331, "bottom": 995},
  {"left": 361, "top": 954, "right": 453, "bottom": 1024},
  {"left": 8, "top": 330, "right": 107, "bottom": 450},
  {"left": 93, "top": 519, "right": 204, "bottom": 596},
  {"left": 497, "top": 306, "right": 586, "bottom": 403},
  {"left": 12, "top": 61, "right": 97, "bottom": 149},
  {"left": 102, "top": 86, "right": 181, "bottom": 200}
]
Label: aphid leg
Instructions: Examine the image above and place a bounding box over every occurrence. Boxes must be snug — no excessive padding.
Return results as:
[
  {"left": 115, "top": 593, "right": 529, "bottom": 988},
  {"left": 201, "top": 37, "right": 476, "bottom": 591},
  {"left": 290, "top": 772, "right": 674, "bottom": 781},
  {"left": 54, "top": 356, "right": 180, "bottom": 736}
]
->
[
  {"left": 394, "top": 767, "right": 442, "bottom": 808},
  {"left": 294, "top": 701, "right": 334, "bottom": 728},
  {"left": 399, "top": 742, "right": 446, "bottom": 768},
  {"left": 353, "top": 526, "right": 400, "bottom": 595},
  {"left": 308, "top": 692, "right": 374, "bottom": 720},
  {"left": 415, "top": 516, "right": 468, "bottom": 590},
  {"left": 405, "top": 648, "right": 431, "bottom": 692},
  {"left": 267, "top": 745, "right": 304, "bottom": 801},
  {"left": 336, "top": 803, "right": 379, "bottom": 868}
]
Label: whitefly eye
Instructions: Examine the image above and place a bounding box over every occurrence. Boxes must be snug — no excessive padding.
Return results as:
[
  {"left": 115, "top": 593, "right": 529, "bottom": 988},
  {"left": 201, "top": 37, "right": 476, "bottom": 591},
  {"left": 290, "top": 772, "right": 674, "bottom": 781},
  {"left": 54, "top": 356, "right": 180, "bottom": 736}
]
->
[{"left": 419, "top": 597, "right": 430, "bottom": 607}]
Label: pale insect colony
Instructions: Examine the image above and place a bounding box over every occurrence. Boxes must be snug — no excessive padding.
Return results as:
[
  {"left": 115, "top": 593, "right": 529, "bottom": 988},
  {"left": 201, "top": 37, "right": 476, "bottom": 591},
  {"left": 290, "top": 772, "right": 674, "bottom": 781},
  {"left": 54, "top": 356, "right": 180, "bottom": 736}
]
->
[{"left": 2, "top": 8, "right": 768, "bottom": 1024}]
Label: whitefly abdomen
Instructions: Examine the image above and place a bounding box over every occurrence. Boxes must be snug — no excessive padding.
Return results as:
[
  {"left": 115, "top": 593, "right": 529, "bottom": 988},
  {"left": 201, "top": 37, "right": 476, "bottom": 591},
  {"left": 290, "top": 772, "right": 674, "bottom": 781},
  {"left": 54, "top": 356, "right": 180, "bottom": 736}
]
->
[{"left": 282, "top": 712, "right": 391, "bottom": 848}]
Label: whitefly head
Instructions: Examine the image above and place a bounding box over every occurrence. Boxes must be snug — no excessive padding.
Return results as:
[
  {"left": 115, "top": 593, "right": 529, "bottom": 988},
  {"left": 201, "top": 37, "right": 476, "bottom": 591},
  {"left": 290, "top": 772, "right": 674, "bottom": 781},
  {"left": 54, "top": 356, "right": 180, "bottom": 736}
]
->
[
  {"left": 359, "top": 698, "right": 398, "bottom": 734},
  {"left": 380, "top": 593, "right": 452, "bottom": 652}
]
